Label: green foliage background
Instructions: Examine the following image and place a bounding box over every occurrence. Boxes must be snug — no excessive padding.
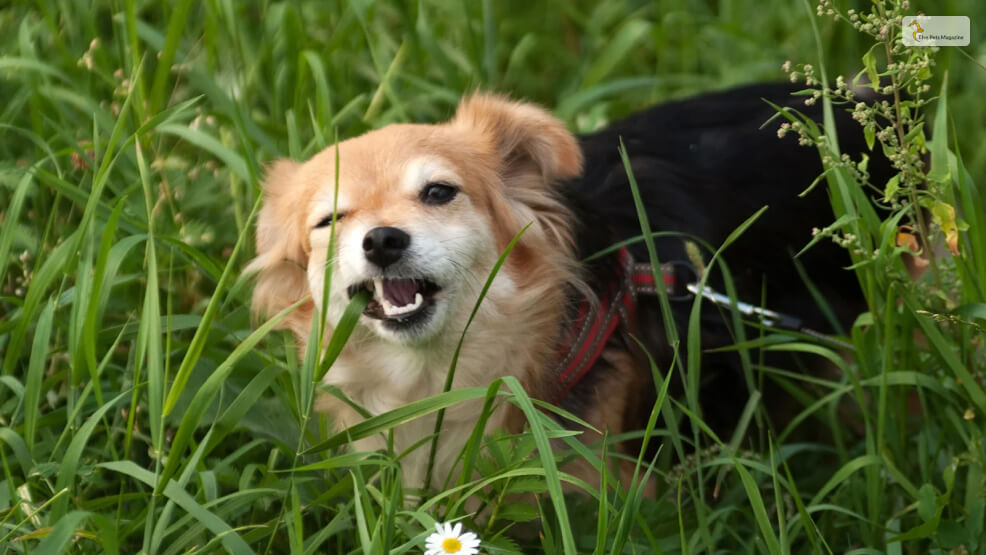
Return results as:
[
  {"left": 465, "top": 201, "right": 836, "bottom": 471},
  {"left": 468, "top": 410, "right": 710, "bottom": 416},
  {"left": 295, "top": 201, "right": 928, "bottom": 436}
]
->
[{"left": 1, "top": 0, "right": 984, "bottom": 552}]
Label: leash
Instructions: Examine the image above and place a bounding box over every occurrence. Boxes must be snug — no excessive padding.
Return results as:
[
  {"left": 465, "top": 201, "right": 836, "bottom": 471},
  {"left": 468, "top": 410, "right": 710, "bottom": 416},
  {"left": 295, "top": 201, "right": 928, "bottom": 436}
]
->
[
  {"left": 684, "top": 282, "right": 854, "bottom": 351},
  {"left": 553, "top": 247, "right": 851, "bottom": 402},
  {"left": 684, "top": 283, "right": 802, "bottom": 330}
]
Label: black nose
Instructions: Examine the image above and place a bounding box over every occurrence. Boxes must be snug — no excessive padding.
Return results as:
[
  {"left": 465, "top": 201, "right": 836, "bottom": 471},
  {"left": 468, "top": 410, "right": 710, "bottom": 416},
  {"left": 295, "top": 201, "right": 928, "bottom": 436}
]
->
[{"left": 362, "top": 226, "right": 410, "bottom": 268}]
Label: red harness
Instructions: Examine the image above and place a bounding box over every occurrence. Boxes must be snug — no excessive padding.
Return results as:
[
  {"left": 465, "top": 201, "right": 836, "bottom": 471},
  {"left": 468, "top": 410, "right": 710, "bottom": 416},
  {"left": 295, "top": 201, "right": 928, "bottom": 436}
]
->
[{"left": 553, "top": 247, "right": 676, "bottom": 403}]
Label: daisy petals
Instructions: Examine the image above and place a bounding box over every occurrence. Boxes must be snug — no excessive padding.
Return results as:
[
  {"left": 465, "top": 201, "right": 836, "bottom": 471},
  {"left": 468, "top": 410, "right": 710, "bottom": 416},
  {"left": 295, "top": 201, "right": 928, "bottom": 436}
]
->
[{"left": 423, "top": 521, "right": 481, "bottom": 554}]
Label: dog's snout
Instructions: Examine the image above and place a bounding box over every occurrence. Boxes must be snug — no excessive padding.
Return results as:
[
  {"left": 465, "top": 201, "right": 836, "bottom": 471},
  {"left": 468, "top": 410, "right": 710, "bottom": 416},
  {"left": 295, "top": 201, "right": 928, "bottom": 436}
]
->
[{"left": 362, "top": 226, "right": 410, "bottom": 268}]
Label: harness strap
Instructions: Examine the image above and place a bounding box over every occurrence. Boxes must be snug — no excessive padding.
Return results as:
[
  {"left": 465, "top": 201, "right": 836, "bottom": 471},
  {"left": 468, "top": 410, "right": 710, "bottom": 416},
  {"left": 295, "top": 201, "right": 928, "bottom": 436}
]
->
[
  {"left": 552, "top": 245, "right": 840, "bottom": 404},
  {"left": 553, "top": 247, "right": 674, "bottom": 403}
]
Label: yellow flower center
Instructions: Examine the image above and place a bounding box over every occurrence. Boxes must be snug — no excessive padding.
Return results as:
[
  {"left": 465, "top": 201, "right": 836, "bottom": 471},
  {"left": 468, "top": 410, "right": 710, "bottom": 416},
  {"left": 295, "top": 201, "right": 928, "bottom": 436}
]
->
[{"left": 441, "top": 537, "right": 463, "bottom": 552}]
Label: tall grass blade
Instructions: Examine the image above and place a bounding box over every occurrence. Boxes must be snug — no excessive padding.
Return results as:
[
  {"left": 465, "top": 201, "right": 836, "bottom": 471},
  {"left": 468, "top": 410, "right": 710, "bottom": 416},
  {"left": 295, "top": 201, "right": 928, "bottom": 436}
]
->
[
  {"left": 100, "top": 460, "right": 254, "bottom": 554},
  {"left": 163, "top": 196, "right": 262, "bottom": 416}
]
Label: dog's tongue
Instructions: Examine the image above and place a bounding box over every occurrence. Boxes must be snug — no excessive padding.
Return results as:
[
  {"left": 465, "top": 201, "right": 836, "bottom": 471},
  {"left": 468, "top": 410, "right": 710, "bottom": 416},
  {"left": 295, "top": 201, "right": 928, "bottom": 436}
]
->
[{"left": 381, "top": 278, "right": 420, "bottom": 307}]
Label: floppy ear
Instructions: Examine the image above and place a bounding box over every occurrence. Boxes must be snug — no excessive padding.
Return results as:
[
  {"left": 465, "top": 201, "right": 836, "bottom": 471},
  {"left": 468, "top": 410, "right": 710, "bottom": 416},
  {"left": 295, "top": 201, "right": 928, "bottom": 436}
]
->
[
  {"left": 452, "top": 94, "right": 583, "bottom": 257},
  {"left": 452, "top": 94, "right": 583, "bottom": 184},
  {"left": 245, "top": 159, "right": 311, "bottom": 321}
]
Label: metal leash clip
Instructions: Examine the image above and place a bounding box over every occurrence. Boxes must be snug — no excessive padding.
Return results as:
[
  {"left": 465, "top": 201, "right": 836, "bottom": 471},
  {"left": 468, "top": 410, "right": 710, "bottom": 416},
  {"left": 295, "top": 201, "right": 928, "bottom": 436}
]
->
[{"left": 685, "top": 282, "right": 803, "bottom": 331}]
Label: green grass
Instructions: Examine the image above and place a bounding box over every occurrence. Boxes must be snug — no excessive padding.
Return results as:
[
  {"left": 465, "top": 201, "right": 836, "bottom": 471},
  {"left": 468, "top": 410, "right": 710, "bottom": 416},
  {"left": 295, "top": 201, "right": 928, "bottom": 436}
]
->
[{"left": 2, "top": 0, "right": 985, "bottom": 552}]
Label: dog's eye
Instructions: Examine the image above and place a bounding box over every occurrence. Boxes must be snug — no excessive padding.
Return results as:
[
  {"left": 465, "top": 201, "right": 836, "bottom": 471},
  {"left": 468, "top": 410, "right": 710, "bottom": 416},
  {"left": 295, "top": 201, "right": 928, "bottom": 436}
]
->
[
  {"left": 420, "top": 182, "right": 458, "bottom": 206},
  {"left": 314, "top": 213, "right": 344, "bottom": 229}
]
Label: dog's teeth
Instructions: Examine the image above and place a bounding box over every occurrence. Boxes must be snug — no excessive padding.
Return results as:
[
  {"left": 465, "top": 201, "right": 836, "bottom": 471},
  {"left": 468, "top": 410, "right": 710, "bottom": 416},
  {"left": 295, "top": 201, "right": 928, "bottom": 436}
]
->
[
  {"left": 380, "top": 291, "right": 424, "bottom": 317},
  {"left": 372, "top": 277, "right": 382, "bottom": 294}
]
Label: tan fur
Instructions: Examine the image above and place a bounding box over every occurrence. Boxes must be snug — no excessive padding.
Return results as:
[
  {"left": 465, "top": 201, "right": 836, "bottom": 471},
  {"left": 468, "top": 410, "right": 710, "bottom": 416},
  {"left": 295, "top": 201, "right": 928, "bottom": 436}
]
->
[{"left": 247, "top": 94, "right": 622, "bottom": 490}]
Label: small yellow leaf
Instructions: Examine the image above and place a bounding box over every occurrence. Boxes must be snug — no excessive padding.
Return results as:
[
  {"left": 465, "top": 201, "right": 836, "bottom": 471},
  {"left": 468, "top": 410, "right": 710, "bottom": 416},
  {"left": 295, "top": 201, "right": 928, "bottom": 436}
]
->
[{"left": 931, "top": 201, "right": 960, "bottom": 255}]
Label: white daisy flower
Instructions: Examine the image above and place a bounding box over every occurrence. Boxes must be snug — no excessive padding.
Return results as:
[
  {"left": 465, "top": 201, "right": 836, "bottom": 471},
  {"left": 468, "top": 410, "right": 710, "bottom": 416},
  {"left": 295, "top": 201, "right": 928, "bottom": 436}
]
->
[{"left": 424, "top": 521, "right": 481, "bottom": 555}]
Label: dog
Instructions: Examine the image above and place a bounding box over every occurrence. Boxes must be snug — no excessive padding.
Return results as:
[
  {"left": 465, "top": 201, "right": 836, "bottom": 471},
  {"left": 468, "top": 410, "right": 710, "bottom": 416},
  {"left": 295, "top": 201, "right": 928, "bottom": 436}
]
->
[{"left": 247, "top": 83, "right": 887, "bottom": 491}]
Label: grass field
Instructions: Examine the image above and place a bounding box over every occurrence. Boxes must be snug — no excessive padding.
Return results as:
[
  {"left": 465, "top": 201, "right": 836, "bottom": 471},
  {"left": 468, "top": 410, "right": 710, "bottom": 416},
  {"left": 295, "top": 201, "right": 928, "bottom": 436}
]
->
[{"left": 2, "top": 0, "right": 985, "bottom": 553}]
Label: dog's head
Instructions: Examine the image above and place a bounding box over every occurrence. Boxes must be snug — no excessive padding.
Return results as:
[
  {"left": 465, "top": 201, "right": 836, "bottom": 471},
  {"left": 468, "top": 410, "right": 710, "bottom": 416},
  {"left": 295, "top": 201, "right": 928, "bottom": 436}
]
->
[{"left": 247, "top": 94, "right": 584, "bottom": 345}]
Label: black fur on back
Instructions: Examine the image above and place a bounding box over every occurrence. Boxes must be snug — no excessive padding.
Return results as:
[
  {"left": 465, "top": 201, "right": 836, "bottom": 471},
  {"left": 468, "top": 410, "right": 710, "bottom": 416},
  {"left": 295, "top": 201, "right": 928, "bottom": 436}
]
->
[{"left": 559, "top": 82, "right": 893, "bottom": 435}]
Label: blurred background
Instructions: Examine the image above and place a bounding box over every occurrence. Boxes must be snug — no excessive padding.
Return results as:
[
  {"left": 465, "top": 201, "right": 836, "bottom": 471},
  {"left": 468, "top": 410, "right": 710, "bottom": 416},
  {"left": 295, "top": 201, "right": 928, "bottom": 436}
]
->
[{"left": 1, "top": 1, "right": 984, "bottom": 552}]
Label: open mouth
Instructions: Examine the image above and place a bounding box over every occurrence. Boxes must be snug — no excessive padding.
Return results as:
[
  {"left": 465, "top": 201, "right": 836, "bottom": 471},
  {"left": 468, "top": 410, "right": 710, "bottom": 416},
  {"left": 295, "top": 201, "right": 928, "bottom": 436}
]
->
[{"left": 347, "top": 277, "right": 442, "bottom": 327}]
